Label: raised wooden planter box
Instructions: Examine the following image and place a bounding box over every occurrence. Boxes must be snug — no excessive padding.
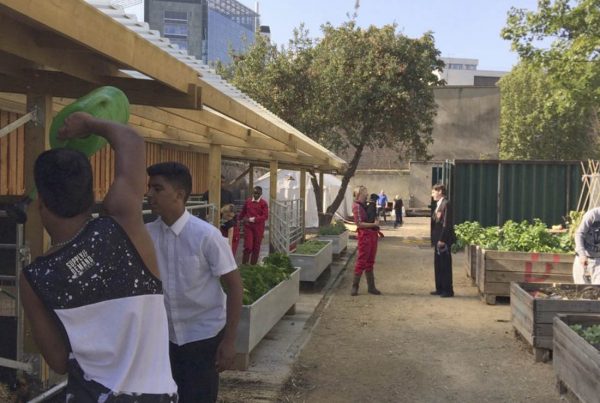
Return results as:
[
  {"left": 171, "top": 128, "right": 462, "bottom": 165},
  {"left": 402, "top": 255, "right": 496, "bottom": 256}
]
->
[
  {"left": 290, "top": 240, "right": 333, "bottom": 282},
  {"left": 477, "top": 249, "right": 573, "bottom": 304},
  {"left": 317, "top": 230, "right": 349, "bottom": 256},
  {"left": 234, "top": 268, "right": 300, "bottom": 370},
  {"left": 511, "top": 282, "right": 600, "bottom": 362},
  {"left": 553, "top": 314, "right": 600, "bottom": 402}
]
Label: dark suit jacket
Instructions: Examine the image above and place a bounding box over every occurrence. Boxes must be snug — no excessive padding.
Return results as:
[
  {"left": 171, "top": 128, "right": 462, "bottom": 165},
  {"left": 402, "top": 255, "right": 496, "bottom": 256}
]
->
[{"left": 431, "top": 198, "right": 455, "bottom": 246}]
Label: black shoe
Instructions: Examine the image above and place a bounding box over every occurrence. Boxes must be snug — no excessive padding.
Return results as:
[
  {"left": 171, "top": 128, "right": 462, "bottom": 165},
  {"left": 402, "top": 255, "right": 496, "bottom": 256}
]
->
[
  {"left": 430, "top": 291, "right": 441, "bottom": 295},
  {"left": 440, "top": 292, "right": 454, "bottom": 298}
]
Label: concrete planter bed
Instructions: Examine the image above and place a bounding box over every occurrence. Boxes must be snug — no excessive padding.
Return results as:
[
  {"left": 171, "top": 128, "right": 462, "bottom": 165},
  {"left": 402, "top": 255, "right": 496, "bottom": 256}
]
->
[
  {"left": 553, "top": 314, "right": 600, "bottom": 402},
  {"left": 317, "top": 230, "right": 349, "bottom": 256},
  {"left": 476, "top": 249, "right": 573, "bottom": 305},
  {"left": 234, "top": 268, "right": 300, "bottom": 370},
  {"left": 290, "top": 240, "right": 333, "bottom": 282},
  {"left": 511, "top": 283, "right": 600, "bottom": 362}
]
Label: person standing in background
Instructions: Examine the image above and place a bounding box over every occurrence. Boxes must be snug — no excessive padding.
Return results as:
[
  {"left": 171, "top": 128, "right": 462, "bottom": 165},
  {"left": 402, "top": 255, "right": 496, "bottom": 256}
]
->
[
  {"left": 393, "top": 195, "right": 404, "bottom": 228},
  {"left": 377, "top": 190, "right": 388, "bottom": 223},
  {"left": 239, "top": 186, "right": 269, "bottom": 265},
  {"left": 430, "top": 184, "right": 455, "bottom": 298}
]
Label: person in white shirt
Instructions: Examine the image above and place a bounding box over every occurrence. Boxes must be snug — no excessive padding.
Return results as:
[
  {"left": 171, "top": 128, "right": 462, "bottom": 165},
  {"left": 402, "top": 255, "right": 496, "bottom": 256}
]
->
[
  {"left": 145, "top": 162, "right": 243, "bottom": 403},
  {"left": 573, "top": 207, "right": 600, "bottom": 284}
]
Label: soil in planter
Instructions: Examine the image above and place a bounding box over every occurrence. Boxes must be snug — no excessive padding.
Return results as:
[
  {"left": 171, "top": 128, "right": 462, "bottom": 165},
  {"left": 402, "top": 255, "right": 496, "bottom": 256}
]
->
[{"left": 528, "top": 285, "right": 600, "bottom": 300}]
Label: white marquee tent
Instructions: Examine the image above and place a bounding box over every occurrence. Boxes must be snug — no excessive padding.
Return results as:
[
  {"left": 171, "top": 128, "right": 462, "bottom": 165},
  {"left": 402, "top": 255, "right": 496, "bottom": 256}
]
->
[{"left": 255, "top": 170, "right": 353, "bottom": 228}]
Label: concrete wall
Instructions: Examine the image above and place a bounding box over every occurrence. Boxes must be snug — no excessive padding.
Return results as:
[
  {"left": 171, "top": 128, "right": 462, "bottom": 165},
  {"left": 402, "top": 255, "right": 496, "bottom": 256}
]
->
[
  {"left": 408, "top": 161, "right": 443, "bottom": 208},
  {"left": 348, "top": 169, "right": 411, "bottom": 205},
  {"left": 430, "top": 86, "right": 500, "bottom": 160}
]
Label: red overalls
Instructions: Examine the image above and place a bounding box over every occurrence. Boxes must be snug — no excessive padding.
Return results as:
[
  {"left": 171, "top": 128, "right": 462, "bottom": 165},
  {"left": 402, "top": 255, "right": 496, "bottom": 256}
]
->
[
  {"left": 353, "top": 201, "right": 379, "bottom": 275},
  {"left": 238, "top": 197, "right": 269, "bottom": 264}
]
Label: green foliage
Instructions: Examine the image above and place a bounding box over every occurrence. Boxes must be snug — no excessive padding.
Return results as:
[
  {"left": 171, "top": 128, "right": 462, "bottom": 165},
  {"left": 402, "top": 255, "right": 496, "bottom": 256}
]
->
[
  {"left": 453, "top": 219, "right": 574, "bottom": 253},
  {"left": 498, "top": 62, "right": 598, "bottom": 159},
  {"left": 500, "top": 0, "right": 600, "bottom": 159},
  {"left": 239, "top": 257, "right": 294, "bottom": 305},
  {"left": 218, "top": 20, "right": 444, "bottom": 223},
  {"left": 294, "top": 240, "right": 329, "bottom": 255},
  {"left": 262, "top": 252, "right": 295, "bottom": 271},
  {"left": 318, "top": 220, "right": 347, "bottom": 235},
  {"left": 570, "top": 324, "right": 600, "bottom": 346}
]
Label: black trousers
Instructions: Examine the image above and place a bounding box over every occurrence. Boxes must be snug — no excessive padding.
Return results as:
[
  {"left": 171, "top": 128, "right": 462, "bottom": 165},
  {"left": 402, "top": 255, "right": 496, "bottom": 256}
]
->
[
  {"left": 434, "top": 248, "right": 453, "bottom": 295},
  {"left": 169, "top": 329, "right": 224, "bottom": 403}
]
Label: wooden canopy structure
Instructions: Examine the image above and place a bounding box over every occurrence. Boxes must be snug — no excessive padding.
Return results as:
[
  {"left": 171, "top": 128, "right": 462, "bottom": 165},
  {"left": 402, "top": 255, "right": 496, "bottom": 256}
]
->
[{"left": 0, "top": 0, "right": 346, "bottom": 172}]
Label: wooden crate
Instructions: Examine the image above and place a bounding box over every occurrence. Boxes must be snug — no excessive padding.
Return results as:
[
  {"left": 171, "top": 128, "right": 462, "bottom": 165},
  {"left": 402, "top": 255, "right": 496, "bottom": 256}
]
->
[
  {"left": 511, "top": 282, "right": 600, "bottom": 362},
  {"left": 553, "top": 314, "right": 600, "bottom": 403},
  {"left": 477, "top": 249, "right": 574, "bottom": 305}
]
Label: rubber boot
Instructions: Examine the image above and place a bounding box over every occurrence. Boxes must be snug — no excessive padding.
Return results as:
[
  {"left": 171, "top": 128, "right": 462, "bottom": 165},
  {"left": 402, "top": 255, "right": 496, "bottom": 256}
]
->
[
  {"left": 365, "top": 271, "right": 382, "bottom": 295},
  {"left": 350, "top": 274, "right": 361, "bottom": 296}
]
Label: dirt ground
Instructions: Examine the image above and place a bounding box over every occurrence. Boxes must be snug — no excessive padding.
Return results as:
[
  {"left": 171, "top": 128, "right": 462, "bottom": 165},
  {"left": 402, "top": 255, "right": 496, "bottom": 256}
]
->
[{"left": 274, "top": 221, "right": 561, "bottom": 403}]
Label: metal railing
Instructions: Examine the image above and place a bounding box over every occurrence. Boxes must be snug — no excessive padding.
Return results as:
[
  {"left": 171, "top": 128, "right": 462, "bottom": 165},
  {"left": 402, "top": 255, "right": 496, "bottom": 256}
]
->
[{"left": 270, "top": 198, "right": 304, "bottom": 254}]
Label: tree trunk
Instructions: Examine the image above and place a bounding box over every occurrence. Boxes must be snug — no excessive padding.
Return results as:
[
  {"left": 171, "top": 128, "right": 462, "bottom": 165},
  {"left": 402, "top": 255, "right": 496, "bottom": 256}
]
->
[{"left": 311, "top": 142, "right": 365, "bottom": 227}]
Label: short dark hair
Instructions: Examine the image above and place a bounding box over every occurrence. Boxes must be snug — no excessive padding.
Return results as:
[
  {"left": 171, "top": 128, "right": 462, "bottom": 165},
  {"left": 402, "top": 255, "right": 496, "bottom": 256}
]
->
[
  {"left": 370, "top": 193, "right": 379, "bottom": 201},
  {"left": 253, "top": 186, "right": 262, "bottom": 193},
  {"left": 35, "top": 149, "right": 94, "bottom": 218},
  {"left": 432, "top": 183, "right": 447, "bottom": 196},
  {"left": 147, "top": 162, "right": 192, "bottom": 202}
]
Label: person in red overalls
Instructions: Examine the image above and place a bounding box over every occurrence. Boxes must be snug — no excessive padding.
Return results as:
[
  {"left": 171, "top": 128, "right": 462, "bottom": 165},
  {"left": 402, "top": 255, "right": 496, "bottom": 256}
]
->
[
  {"left": 351, "top": 185, "right": 382, "bottom": 296},
  {"left": 239, "top": 186, "right": 269, "bottom": 265}
]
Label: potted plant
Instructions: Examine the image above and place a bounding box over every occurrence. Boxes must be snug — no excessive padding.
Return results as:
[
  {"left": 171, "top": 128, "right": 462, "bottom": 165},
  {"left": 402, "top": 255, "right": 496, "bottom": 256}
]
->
[
  {"left": 289, "top": 239, "right": 333, "bottom": 282},
  {"left": 234, "top": 253, "right": 300, "bottom": 370},
  {"left": 316, "top": 220, "right": 349, "bottom": 256}
]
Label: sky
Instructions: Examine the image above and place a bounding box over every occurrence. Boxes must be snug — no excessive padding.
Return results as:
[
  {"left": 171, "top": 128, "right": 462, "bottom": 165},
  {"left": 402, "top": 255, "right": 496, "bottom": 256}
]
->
[{"left": 129, "top": 0, "right": 540, "bottom": 72}]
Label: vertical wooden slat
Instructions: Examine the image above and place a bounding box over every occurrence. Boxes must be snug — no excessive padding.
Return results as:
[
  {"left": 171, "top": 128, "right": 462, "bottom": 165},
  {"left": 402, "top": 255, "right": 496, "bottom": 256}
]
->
[
  {"left": 0, "top": 111, "right": 9, "bottom": 195},
  {"left": 16, "top": 119, "right": 25, "bottom": 195},
  {"left": 8, "top": 113, "right": 18, "bottom": 194}
]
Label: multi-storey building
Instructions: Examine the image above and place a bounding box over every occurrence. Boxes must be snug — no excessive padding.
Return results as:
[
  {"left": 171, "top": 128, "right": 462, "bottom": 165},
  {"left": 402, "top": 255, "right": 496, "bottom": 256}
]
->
[
  {"left": 435, "top": 57, "right": 507, "bottom": 86},
  {"left": 145, "top": 0, "right": 258, "bottom": 65}
]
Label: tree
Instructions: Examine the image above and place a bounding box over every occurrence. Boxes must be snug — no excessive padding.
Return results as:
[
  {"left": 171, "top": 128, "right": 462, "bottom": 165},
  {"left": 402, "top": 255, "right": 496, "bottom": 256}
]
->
[
  {"left": 498, "top": 61, "right": 597, "bottom": 159},
  {"left": 500, "top": 0, "right": 600, "bottom": 158},
  {"left": 219, "top": 21, "right": 443, "bottom": 226}
]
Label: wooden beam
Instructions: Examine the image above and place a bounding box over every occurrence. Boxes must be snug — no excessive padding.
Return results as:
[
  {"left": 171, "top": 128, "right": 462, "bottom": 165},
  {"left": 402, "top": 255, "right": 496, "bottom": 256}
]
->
[
  {"left": 269, "top": 160, "right": 278, "bottom": 253},
  {"left": 208, "top": 144, "right": 221, "bottom": 227},
  {"left": 0, "top": 71, "right": 201, "bottom": 109},
  {"left": 300, "top": 168, "right": 306, "bottom": 241},
  {"left": 0, "top": 0, "right": 201, "bottom": 94}
]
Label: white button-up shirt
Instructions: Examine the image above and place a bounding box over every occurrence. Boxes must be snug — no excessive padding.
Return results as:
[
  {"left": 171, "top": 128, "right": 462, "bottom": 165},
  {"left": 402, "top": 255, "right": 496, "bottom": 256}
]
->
[{"left": 146, "top": 210, "right": 237, "bottom": 346}]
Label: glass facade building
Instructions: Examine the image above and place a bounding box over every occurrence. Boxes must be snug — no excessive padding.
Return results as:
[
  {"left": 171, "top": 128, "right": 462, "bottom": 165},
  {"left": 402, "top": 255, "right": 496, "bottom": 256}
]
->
[{"left": 146, "top": 0, "right": 258, "bottom": 65}]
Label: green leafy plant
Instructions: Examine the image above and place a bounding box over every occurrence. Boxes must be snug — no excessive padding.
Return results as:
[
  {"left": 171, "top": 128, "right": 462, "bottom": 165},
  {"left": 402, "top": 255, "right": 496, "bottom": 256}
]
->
[
  {"left": 453, "top": 218, "right": 574, "bottom": 253},
  {"left": 239, "top": 257, "right": 294, "bottom": 305},
  {"left": 570, "top": 324, "right": 600, "bottom": 347},
  {"left": 318, "top": 220, "right": 347, "bottom": 236},
  {"left": 294, "top": 240, "right": 329, "bottom": 255}
]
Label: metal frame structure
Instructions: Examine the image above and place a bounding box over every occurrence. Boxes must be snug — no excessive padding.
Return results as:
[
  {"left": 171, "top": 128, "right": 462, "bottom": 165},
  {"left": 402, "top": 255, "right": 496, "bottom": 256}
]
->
[{"left": 270, "top": 198, "right": 304, "bottom": 254}]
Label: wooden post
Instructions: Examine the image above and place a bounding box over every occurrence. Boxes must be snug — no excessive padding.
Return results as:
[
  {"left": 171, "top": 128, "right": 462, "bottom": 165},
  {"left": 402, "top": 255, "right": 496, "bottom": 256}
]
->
[
  {"left": 319, "top": 171, "right": 325, "bottom": 225},
  {"left": 248, "top": 163, "right": 254, "bottom": 198},
  {"left": 269, "top": 160, "right": 278, "bottom": 253},
  {"left": 24, "top": 94, "right": 51, "bottom": 382},
  {"left": 208, "top": 144, "right": 221, "bottom": 227},
  {"left": 300, "top": 168, "right": 306, "bottom": 241}
]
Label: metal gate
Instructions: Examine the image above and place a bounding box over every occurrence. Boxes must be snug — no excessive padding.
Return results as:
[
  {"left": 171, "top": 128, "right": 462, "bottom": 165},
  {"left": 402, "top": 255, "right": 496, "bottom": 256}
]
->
[{"left": 270, "top": 199, "right": 304, "bottom": 254}]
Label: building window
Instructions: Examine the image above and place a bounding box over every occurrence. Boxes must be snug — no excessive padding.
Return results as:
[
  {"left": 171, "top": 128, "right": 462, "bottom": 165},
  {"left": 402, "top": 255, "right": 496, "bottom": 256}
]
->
[
  {"left": 164, "top": 11, "right": 189, "bottom": 50},
  {"left": 465, "top": 64, "right": 477, "bottom": 70},
  {"left": 448, "top": 63, "right": 464, "bottom": 70}
]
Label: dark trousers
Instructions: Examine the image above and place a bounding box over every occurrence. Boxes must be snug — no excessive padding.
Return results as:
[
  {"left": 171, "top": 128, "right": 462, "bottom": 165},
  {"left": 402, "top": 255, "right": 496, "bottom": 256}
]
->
[
  {"left": 394, "top": 209, "right": 403, "bottom": 226},
  {"left": 377, "top": 207, "right": 386, "bottom": 221},
  {"left": 433, "top": 248, "right": 454, "bottom": 295},
  {"left": 169, "top": 330, "right": 224, "bottom": 403}
]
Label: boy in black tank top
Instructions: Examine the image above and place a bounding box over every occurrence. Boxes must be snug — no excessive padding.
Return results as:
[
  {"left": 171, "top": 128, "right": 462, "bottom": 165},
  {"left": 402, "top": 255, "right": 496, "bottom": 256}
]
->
[{"left": 20, "top": 113, "right": 177, "bottom": 401}]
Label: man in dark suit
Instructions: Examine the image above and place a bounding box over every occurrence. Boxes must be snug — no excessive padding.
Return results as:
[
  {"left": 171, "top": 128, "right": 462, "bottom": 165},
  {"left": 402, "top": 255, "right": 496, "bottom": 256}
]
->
[{"left": 430, "top": 184, "right": 455, "bottom": 298}]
